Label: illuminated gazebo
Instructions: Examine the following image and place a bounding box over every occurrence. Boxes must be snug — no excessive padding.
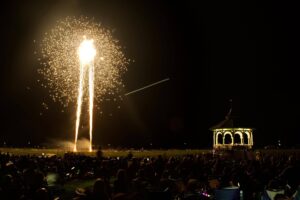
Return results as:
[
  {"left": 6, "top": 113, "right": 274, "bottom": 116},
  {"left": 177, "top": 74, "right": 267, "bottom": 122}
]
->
[{"left": 210, "top": 104, "right": 254, "bottom": 150}]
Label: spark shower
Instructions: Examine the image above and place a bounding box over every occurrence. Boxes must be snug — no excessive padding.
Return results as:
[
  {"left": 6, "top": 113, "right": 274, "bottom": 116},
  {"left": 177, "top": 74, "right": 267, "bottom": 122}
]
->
[{"left": 38, "top": 17, "right": 128, "bottom": 151}]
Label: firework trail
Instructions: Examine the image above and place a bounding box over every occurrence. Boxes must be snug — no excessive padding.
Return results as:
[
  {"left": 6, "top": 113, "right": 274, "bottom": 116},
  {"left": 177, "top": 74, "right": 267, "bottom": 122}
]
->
[
  {"left": 125, "top": 78, "right": 170, "bottom": 96},
  {"left": 88, "top": 62, "right": 94, "bottom": 152},
  {"left": 74, "top": 62, "right": 85, "bottom": 152}
]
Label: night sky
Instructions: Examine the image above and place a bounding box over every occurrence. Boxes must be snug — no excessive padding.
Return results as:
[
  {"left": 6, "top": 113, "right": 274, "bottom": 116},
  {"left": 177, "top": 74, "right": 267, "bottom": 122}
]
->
[{"left": 0, "top": 0, "right": 299, "bottom": 148}]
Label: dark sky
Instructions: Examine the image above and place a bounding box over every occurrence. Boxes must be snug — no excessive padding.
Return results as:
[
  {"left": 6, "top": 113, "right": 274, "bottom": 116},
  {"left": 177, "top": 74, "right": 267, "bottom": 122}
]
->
[{"left": 0, "top": 0, "right": 299, "bottom": 148}]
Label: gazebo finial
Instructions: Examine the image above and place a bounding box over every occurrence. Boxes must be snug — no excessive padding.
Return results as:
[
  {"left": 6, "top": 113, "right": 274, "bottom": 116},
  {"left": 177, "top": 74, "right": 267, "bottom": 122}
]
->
[{"left": 225, "top": 99, "right": 233, "bottom": 119}]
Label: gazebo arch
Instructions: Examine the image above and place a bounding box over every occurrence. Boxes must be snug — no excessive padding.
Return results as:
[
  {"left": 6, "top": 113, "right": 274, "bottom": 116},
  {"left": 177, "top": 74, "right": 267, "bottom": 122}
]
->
[
  {"left": 234, "top": 131, "right": 243, "bottom": 144},
  {"left": 216, "top": 132, "right": 222, "bottom": 144},
  {"left": 223, "top": 132, "right": 233, "bottom": 144},
  {"left": 243, "top": 131, "right": 250, "bottom": 144}
]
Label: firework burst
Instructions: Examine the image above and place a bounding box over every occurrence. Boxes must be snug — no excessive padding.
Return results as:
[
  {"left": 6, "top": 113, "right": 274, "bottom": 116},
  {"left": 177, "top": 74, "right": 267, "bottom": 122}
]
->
[{"left": 38, "top": 16, "right": 129, "bottom": 151}]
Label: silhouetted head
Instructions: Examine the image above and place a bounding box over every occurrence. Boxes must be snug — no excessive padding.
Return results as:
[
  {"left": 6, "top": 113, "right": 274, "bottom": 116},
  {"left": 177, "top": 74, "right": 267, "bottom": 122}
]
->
[
  {"left": 117, "top": 169, "right": 127, "bottom": 181},
  {"left": 93, "top": 178, "right": 106, "bottom": 194},
  {"left": 34, "top": 188, "right": 49, "bottom": 200}
]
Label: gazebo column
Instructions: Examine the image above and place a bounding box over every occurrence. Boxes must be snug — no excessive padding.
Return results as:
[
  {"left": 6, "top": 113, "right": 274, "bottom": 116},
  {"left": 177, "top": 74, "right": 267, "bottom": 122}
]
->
[
  {"left": 241, "top": 135, "right": 244, "bottom": 145},
  {"left": 213, "top": 131, "right": 216, "bottom": 147},
  {"left": 231, "top": 131, "right": 234, "bottom": 145},
  {"left": 238, "top": 130, "right": 244, "bottom": 145}
]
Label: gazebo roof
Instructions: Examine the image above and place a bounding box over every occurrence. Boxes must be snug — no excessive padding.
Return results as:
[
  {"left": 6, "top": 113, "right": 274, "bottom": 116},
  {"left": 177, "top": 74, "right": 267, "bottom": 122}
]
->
[
  {"left": 209, "top": 100, "right": 252, "bottom": 130},
  {"left": 210, "top": 108, "right": 234, "bottom": 130}
]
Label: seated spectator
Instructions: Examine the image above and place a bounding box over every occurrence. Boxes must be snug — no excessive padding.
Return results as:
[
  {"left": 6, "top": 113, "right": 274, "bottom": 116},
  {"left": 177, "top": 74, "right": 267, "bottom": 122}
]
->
[
  {"left": 92, "top": 178, "right": 110, "bottom": 200},
  {"left": 183, "top": 179, "right": 202, "bottom": 200},
  {"left": 262, "top": 179, "right": 285, "bottom": 200},
  {"left": 114, "top": 169, "right": 129, "bottom": 194}
]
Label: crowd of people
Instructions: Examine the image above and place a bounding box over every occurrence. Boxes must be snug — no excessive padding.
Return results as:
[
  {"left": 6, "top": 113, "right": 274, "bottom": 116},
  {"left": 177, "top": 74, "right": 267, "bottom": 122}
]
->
[{"left": 0, "top": 149, "right": 299, "bottom": 200}]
